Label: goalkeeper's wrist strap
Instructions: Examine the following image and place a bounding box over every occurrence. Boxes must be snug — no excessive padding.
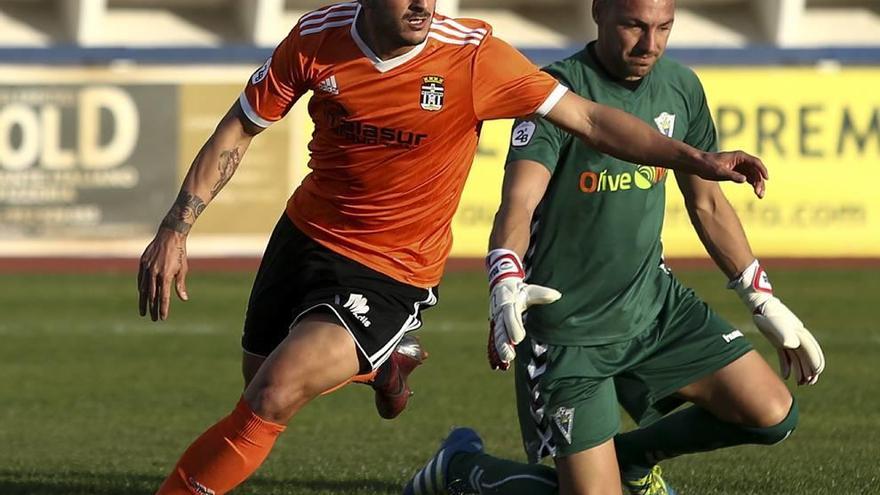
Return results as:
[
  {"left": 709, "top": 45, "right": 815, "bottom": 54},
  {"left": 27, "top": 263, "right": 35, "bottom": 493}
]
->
[
  {"left": 487, "top": 248, "right": 525, "bottom": 286},
  {"left": 728, "top": 259, "right": 774, "bottom": 311}
]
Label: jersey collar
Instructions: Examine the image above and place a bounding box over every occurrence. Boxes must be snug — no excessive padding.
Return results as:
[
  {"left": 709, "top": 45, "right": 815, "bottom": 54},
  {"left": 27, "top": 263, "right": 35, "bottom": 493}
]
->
[{"left": 350, "top": 4, "right": 429, "bottom": 73}]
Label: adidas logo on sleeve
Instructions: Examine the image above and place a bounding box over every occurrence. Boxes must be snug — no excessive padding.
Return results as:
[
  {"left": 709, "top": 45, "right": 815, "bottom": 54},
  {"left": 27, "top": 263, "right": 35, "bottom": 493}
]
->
[{"left": 317, "top": 76, "right": 339, "bottom": 95}]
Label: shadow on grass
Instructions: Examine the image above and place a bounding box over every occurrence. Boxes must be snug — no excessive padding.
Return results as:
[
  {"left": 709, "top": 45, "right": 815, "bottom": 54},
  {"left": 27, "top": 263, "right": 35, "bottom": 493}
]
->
[{"left": 0, "top": 470, "right": 402, "bottom": 495}]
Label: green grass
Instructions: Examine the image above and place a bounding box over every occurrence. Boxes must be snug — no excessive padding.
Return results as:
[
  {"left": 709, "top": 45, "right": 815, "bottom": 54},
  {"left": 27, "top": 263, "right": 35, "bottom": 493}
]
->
[{"left": 0, "top": 268, "right": 877, "bottom": 494}]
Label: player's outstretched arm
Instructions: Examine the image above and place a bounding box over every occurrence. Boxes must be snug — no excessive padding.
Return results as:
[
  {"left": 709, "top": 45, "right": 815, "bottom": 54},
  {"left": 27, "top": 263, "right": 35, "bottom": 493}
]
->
[
  {"left": 543, "top": 91, "right": 767, "bottom": 198},
  {"left": 485, "top": 160, "right": 561, "bottom": 371},
  {"left": 677, "top": 174, "right": 825, "bottom": 385},
  {"left": 675, "top": 174, "right": 755, "bottom": 279},
  {"left": 137, "top": 101, "right": 263, "bottom": 321}
]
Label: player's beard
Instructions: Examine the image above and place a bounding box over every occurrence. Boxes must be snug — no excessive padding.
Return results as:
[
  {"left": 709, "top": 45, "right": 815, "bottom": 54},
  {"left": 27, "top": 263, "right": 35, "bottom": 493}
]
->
[
  {"left": 623, "top": 46, "right": 661, "bottom": 79},
  {"left": 359, "top": 1, "right": 432, "bottom": 58},
  {"left": 374, "top": 5, "right": 432, "bottom": 48},
  {"left": 393, "top": 16, "right": 432, "bottom": 47},
  {"left": 624, "top": 57, "right": 657, "bottom": 79}
]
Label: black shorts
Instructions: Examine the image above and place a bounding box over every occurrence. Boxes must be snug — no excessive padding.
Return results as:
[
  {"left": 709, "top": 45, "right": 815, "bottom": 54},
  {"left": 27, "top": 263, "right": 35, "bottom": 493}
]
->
[{"left": 242, "top": 215, "right": 438, "bottom": 373}]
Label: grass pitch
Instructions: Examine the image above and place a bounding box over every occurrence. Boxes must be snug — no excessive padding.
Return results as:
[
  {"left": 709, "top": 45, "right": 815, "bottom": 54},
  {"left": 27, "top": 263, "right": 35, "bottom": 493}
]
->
[{"left": 0, "top": 267, "right": 877, "bottom": 494}]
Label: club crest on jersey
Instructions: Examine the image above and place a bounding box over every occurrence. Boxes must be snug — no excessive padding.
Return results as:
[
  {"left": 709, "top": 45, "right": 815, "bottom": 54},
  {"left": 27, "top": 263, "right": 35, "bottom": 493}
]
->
[
  {"left": 420, "top": 75, "right": 445, "bottom": 111},
  {"left": 654, "top": 112, "right": 676, "bottom": 137}
]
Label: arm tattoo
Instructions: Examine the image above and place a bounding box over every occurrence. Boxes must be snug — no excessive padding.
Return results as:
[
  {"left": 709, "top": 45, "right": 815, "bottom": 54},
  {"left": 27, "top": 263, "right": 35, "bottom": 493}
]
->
[
  {"left": 210, "top": 147, "right": 242, "bottom": 198},
  {"left": 160, "top": 191, "right": 207, "bottom": 235}
]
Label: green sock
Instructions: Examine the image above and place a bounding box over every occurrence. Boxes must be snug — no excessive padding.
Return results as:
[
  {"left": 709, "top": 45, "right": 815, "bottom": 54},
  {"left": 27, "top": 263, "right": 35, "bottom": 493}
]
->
[
  {"left": 615, "top": 401, "right": 799, "bottom": 481},
  {"left": 447, "top": 452, "right": 558, "bottom": 495}
]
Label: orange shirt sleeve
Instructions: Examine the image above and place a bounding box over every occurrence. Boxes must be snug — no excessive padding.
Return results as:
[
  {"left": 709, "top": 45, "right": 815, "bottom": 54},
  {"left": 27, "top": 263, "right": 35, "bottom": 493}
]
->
[
  {"left": 471, "top": 35, "right": 567, "bottom": 121},
  {"left": 240, "top": 27, "right": 310, "bottom": 127}
]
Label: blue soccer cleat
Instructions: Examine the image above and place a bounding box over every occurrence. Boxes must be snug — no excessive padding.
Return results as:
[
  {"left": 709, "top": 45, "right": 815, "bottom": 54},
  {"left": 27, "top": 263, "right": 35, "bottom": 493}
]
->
[
  {"left": 623, "top": 465, "right": 678, "bottom": 495},
  {"left": 403, "top": 427, "right": 484, "bottom": 495}
]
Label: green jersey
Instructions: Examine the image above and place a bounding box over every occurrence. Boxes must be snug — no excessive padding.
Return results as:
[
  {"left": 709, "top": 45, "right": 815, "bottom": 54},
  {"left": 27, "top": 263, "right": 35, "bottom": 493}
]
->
[{"left": 508, "top": 43, "right": 717, "bottom": 346}]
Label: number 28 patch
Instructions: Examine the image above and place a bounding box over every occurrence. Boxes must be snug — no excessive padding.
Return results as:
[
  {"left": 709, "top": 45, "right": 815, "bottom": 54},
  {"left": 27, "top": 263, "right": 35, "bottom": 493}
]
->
[{"left": 511, "top": 120, "right": 536, "bottom": 147}]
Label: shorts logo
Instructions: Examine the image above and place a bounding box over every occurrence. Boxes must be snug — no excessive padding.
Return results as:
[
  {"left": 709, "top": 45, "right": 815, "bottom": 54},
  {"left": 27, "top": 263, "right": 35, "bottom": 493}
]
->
[
  {"left": 654, "top": 112, "right": 676, "bottom": 137},
  {"left": 420, "top": 75, "right": 445, "bottom": 111},
  {"left": 343, "top": 293, "right": 372, "bottom": 328},
  {"left": 552, "top": 406, "right": 575, "bottom": 445},
  {"left": 251, "top": 57, "right": 271, "bottom": 85},
  {"left": 723, "top": 329, "right": 744, "bottom": 343},
  {"left": 187, "top": 477, "right": 216, "bottom": 495}
]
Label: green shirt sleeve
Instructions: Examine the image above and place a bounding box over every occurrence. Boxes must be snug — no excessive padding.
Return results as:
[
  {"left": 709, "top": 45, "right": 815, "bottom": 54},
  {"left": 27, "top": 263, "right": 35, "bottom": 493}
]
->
[
  {"left": 683, "top": 75, "right": 719, "bottom": 153},
  {"left": 505, "top": 115, "right": 568, "bottom": 173},
  {"left": 504, "top": 64, "right": 573, "bottom": 173}
]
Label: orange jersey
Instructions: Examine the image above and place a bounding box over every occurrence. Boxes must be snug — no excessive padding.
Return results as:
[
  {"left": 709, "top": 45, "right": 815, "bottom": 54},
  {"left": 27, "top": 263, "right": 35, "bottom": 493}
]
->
[{"left": 240, "top": 1, "right": 566, "bottom": 287}]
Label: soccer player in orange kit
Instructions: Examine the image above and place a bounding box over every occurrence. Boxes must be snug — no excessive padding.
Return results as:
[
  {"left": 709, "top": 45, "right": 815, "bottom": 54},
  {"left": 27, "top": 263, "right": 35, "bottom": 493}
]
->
[{"left": 136, "top": 1, "right": 768, "bottom": 493}]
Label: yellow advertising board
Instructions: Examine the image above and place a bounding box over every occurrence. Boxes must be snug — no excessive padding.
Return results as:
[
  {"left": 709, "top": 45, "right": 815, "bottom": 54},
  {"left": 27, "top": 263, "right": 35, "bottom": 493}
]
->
[
  {"left": 178, "top": 84, "right": 295, "bottom": 236},
  {"left": 0, "top": 65, "right": 876, "bottom": 258},
  {"left": 0, "top": 66, "right": 298, "bottom": 257},
  {"left": 451, "top": 67, "right": 880, "bottom": 257}
]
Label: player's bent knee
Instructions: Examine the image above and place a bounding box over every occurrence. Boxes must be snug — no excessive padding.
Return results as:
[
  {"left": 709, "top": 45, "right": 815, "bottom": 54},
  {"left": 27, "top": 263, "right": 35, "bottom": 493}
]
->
[
  {"left": 750, "top": 397, "right": 799, "bottom": 445},
  {"left": 246, "top": 382, "right": 317, "bottom": 424},
  {"left": 754, "top": 389, "right": 795, "bottom": 428},
  {"left": 771, "top": 393, "right": 794, "bottom": 425}
]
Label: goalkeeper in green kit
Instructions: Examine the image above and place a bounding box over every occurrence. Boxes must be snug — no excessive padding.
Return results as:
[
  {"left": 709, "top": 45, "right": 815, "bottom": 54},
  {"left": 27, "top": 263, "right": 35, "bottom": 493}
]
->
[{"left": 403, "top": 0, "right": 825, "bottom": 494}]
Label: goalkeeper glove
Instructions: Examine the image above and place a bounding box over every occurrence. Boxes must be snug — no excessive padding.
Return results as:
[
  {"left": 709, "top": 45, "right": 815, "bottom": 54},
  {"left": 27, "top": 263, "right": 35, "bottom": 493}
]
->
[
  {"left": 486, "top": 249, "right": 561, "bottom": 371},
  {"left": 729, "top": 259, "right": 826, "bottom": 385}
]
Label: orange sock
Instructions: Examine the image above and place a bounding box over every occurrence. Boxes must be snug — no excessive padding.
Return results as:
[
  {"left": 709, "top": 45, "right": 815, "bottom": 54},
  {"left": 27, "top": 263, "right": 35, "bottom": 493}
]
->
[{"left": 156, "top": 397, "right": 286, "bottom": 495}]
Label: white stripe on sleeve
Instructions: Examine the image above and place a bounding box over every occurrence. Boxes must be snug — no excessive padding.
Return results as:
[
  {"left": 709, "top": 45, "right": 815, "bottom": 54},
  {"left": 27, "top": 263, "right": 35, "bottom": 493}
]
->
[
  {"left": 535, "top": 83, "right": 569, "bottom": 117},
  {"left": 238, "top": 92, "right": 275, "bottom": 128}
]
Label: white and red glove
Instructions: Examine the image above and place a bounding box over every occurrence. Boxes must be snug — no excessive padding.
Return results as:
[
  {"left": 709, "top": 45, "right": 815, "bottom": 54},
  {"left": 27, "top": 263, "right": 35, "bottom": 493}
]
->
[
  {"left": 487, "top": 249, "right": 561, "bottom": 370},
  {"left": 729, "top": 259, "right": 826, "bottom": 385}
]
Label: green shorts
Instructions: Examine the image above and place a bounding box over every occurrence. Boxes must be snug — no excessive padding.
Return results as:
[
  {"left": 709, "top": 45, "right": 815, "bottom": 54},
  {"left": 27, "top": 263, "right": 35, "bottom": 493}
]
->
[{"left": 515, "top": 277, "right": 753, "bottom": 462}]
